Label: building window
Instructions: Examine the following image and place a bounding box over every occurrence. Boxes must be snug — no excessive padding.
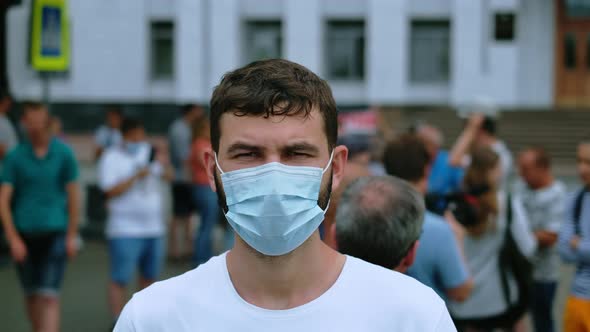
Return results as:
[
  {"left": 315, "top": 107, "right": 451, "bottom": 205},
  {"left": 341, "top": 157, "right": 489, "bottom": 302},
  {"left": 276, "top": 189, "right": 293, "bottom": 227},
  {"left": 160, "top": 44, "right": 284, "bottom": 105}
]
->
[
  {"left": 565, "top": 32, "right": 577, "bottom": 69},
  {"left": 410, "top": 20, "right": 450, "bottom": 83},
  {"left": 494, "top": 13, "right": 515, "bottom": 41},
  {"left": 150, "top": 21, "right": 174, "bottom": 80},
  {"left": 244, "top": 21, "right": 282, "bottom": 64},
  {"left": 325, "top": 20, "right": 365, "bottom": 80},
  {"left": 566, "top": 0, "right": 590, "bottom": 18}
]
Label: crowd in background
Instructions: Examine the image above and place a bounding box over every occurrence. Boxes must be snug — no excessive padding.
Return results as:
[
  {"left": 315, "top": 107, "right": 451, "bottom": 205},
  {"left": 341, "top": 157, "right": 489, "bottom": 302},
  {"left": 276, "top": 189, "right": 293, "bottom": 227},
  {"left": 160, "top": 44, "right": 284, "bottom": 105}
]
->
[{"left": 0, "top": 83, "right": 589, "bottom": 332}]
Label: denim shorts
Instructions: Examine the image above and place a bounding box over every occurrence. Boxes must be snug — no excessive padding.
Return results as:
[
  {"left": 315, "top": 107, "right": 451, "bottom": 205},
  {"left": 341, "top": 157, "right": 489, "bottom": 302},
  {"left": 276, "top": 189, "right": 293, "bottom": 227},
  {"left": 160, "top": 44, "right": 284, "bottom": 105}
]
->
[
  {"left": 108, "top": 237, "right": 164, "bottom": 286},
  {"left": 16, "top": 232, "right": 67, "bottom": 297}
]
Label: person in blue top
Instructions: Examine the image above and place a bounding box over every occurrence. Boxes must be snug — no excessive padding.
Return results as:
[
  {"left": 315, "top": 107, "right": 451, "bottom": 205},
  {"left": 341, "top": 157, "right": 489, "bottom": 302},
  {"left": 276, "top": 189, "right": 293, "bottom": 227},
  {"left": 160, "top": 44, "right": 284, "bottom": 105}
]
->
[
  {"left": 559, "top": 137, "right": 590, "bottom": 331},
  {"left": 416, "top": 124, "right": 464, "bottom": 196},
  {"left": 383, "top": 134, "right": 473, "bottom": 302},
  {"left": 0, "top": 102, "right": 80, "bottom": 332}
]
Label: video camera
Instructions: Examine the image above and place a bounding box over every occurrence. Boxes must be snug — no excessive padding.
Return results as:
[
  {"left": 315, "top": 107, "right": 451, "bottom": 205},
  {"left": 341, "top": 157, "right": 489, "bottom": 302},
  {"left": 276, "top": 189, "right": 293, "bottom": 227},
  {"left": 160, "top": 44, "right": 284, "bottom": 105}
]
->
[{"left": 424, "top": 184, "right": 490, "bottom": 227}]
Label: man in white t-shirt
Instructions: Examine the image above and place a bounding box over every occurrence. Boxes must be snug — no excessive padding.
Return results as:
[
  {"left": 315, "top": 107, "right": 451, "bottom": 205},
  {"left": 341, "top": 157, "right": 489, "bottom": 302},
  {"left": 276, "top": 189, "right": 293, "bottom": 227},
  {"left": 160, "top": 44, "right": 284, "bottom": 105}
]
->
[
  {"left": 114, "top": 59, "right": 456, "bottom": 332},
  {"left": 515, "top": 147, "right": 566, "bottom": 332},
  {"left": 99, "top": 118, "right": 172, "bottom": 325}
]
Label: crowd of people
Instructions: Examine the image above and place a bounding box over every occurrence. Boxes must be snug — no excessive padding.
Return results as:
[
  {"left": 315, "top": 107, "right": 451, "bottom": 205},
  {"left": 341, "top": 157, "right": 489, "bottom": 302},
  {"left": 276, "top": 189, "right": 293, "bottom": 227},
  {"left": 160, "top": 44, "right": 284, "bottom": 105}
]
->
[{"left": 0, "top": 59, "right": 588, "bottom": 332}]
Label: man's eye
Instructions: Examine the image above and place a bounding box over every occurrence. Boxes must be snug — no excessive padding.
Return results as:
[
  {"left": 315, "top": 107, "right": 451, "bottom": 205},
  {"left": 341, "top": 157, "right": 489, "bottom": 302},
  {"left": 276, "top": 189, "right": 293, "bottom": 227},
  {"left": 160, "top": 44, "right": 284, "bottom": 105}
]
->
[
  {"left": 236, "top": 152, "right": 258, "bottom": 158},
  {"left": 289, "top": 152, "right": 311, "bottom": 158}
]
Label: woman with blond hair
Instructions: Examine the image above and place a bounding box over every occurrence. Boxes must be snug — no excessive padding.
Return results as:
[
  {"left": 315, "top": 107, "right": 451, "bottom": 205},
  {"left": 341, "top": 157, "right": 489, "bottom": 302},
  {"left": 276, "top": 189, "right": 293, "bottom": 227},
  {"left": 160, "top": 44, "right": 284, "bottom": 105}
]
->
[{"left": 449, "top": 147, "right": 536, "bottom": 332}]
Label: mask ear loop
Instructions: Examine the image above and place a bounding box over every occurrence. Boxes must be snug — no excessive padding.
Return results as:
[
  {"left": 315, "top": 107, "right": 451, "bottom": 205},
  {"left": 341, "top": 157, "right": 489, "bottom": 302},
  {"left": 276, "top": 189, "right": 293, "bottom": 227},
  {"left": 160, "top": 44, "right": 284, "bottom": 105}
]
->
[
  {"left": 214, "top": 153, "right": 225, "bottom": 174},
  {"left": 321, "top": 150, "right": 335, "bottom": 175},
  {"left": 320, "top": 150, "right": 335, "bottom": 211}
]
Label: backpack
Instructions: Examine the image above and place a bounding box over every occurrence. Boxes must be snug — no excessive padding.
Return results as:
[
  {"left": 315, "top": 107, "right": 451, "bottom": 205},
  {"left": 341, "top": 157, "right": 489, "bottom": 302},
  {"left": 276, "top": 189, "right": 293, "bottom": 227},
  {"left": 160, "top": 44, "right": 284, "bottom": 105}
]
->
[{"left": 497, "top": 193, "right": 533, "bottom": 326}]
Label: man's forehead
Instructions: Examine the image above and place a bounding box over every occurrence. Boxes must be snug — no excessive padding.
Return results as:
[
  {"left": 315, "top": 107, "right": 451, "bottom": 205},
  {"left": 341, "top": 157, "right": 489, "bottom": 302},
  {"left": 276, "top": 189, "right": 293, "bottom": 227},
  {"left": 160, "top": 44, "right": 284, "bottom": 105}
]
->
[
  {"left": 218, "top": 109, "right": 327, "bottom": 149},
  {"left": 579, "top": 143, "right": 590, "bottom": 155},
  {"left": 519, "top": 150, "right": 535, "bottom": 163}
]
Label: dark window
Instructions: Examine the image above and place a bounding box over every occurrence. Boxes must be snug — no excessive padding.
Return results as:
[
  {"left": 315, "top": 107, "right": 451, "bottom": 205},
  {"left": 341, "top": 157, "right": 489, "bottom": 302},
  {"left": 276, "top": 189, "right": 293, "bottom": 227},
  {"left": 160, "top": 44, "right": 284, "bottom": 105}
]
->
[
  {"left": 494, "top": 13, "right": 515, "bottom": 41},
  {"left": 565, "top": 32, "right": 577, "bottom": 69},
  {"left": 566, "top": 0, "right": 590, "bottom": 18},
  {"left": 410, "top": 20, "right": 450, "bottom": 83},
  {"left": 325, "top": 20, "right": 365, "bottom": 80},
  {"left": 150, "top": 21, "right": 174, "bottom": 80},
  {"left": 244, "top": 21, "right": 282, "bottom": 64}
]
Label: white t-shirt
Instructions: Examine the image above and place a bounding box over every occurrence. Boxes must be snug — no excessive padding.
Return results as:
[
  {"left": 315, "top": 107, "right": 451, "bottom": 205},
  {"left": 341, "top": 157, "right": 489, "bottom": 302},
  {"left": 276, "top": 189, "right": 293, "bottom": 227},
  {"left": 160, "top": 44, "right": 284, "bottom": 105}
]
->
[
  {"left": 98, "top": 143, "right": 165, "bottom": 238},
  {"left": 514, "top": 180, "right": 566, "bottom": 281},
  {"left": 114, "top": 254, "right": 456, "bottom": 332},
  {"left": 491, "top": 140, "right": 513, "bottom": 188}
]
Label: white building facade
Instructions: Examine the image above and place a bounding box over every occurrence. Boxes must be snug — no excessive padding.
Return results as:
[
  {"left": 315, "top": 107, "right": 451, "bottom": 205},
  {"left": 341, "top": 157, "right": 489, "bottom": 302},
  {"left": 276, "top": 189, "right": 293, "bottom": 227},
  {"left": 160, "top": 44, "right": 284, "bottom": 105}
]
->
[{"left": 7, "top": 0, "right": 555, "bottom": 109}]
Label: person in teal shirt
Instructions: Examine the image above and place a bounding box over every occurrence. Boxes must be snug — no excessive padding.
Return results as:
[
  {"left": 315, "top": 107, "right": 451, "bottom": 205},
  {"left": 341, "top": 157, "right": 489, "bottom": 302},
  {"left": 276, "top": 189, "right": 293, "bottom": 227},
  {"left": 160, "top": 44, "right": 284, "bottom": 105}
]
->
[{"left": 0, "top": 102, "right": 80, "bottom": 332}]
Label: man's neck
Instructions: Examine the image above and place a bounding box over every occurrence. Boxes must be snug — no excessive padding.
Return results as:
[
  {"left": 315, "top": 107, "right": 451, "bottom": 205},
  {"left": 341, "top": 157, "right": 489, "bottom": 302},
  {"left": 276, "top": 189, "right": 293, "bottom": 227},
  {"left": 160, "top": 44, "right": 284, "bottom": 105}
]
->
[
  {"left": 411, "top": 178, "right": 428, "bottom": 195},
  {"left": 29, "top": 132, "right": 50, "bottom": 147},
  {"left": 226, "top": 234, "right": 345, "bottom": 310},
  {"left": 28, "top": 132, "right": 51, "bottom": 157}
]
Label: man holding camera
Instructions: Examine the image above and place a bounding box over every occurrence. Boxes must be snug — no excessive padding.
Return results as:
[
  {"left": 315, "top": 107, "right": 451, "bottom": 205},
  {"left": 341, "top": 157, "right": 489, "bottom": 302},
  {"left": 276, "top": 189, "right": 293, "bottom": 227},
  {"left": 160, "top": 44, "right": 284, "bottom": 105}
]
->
[
  {"left": 98, "top": 117, "right": 172, "bottom": 324},
  {"left": 383, "top": 134, "right": 473, "bottom": 303}
]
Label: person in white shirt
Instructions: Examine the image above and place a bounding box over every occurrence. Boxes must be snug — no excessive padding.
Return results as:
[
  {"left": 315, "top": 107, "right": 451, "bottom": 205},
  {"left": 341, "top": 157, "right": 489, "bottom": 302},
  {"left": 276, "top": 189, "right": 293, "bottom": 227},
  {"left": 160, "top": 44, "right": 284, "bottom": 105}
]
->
[
  {"left": 0, "top": 90, "right": 17, "bottom": 163},
  {"left": 94, "top": 105, "right": 123, "bottom": 160},
  {"left": 114, "top": 59, "right": 456, "bottom": 332},
  {"left": 515, "top": 147, "right": 566, "bottom": 332},
  {"left": 99, "top": 118, "right": 172, "bottom": 324}
]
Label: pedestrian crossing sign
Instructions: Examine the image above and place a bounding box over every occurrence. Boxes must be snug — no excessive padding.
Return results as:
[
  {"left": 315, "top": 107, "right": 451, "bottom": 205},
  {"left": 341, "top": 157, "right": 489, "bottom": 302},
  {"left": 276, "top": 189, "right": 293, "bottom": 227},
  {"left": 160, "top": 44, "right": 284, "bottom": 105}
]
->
[{"left": 30, "top": 0, "right": 69, "bottom": 71}]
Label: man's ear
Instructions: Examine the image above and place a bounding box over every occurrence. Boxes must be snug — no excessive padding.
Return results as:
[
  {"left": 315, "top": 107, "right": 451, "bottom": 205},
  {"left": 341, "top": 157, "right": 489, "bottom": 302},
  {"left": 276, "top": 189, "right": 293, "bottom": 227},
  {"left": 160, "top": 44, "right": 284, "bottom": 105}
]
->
[
  {"left": 395, "top": 241, "right": 419, "bottom": 274},
  {"left": 204, "top": 149, "right": 218, "bottom": 192},
  {"left": 330, "top": 145, "right": 348, "bottom": 193}
]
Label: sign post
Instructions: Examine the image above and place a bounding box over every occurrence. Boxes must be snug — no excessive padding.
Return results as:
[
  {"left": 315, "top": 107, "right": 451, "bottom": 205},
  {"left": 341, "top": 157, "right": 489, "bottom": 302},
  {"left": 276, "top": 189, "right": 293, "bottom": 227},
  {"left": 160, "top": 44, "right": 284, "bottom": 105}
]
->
[{"left": 30, "top": 0, "right": 69, "bottom": 109}]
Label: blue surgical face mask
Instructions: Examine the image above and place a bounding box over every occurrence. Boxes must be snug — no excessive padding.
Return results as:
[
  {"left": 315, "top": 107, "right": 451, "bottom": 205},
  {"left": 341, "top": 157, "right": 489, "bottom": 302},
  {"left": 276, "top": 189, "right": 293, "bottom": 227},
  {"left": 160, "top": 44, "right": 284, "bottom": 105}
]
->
[{"left": 216, "top": 152, "right": 333, "bottom": 256}]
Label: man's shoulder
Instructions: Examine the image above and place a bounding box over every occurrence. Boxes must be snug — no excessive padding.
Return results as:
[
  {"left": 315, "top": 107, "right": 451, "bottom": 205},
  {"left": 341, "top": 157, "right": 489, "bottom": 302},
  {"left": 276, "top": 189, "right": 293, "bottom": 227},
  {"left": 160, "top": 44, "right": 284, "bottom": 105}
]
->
[
  {"left": 423, "top": 212, "right": 453, "bottom": 236},
  {"left": 550, "top": 180, "right": 567, "bottom": 196},
  {"left": 51, "top": 139, "right": 75, "bottom": 156},
  {"left": 345, "top": 257, "right": 450, "bottom": 327},
  {"left": 345, "top": 256, "right": 444, "bottom": 305},
  {"left": 131, "top": 255, "right": 223, "bottom": 307},
  {"left": 5, "top": 143, "right": 25, "bottom": 157}
]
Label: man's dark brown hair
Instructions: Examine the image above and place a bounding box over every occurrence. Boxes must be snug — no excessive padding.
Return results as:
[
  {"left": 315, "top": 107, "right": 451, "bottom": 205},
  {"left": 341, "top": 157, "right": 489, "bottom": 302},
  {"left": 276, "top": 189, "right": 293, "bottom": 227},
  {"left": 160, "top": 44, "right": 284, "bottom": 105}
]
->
[
  {"left": 22, "top": 101, "right": 45, "bottom": 113},
  {"left": 383, "top": 134, "right": 431, "bottom": 183},
  {"left": 209, "top": 59, "right": 338, "bottom": 153}
]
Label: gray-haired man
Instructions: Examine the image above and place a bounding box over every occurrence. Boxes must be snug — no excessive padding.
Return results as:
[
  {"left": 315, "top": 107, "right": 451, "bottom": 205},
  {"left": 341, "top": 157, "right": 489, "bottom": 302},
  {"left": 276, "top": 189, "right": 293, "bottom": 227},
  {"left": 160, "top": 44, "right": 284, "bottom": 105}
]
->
[{"left": 336, "top": 176, "right": 424, "bottom": 272}]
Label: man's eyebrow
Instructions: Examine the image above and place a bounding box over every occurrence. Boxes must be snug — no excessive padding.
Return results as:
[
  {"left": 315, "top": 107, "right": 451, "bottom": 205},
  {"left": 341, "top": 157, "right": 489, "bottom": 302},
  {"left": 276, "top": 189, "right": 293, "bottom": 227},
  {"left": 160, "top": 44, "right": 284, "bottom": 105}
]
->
[
  {"left": 226, "top": 142, "right": 263, "bottom": 154},
  {"left": 283, "top": 142, "right": 320, "bottom": 154}
]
